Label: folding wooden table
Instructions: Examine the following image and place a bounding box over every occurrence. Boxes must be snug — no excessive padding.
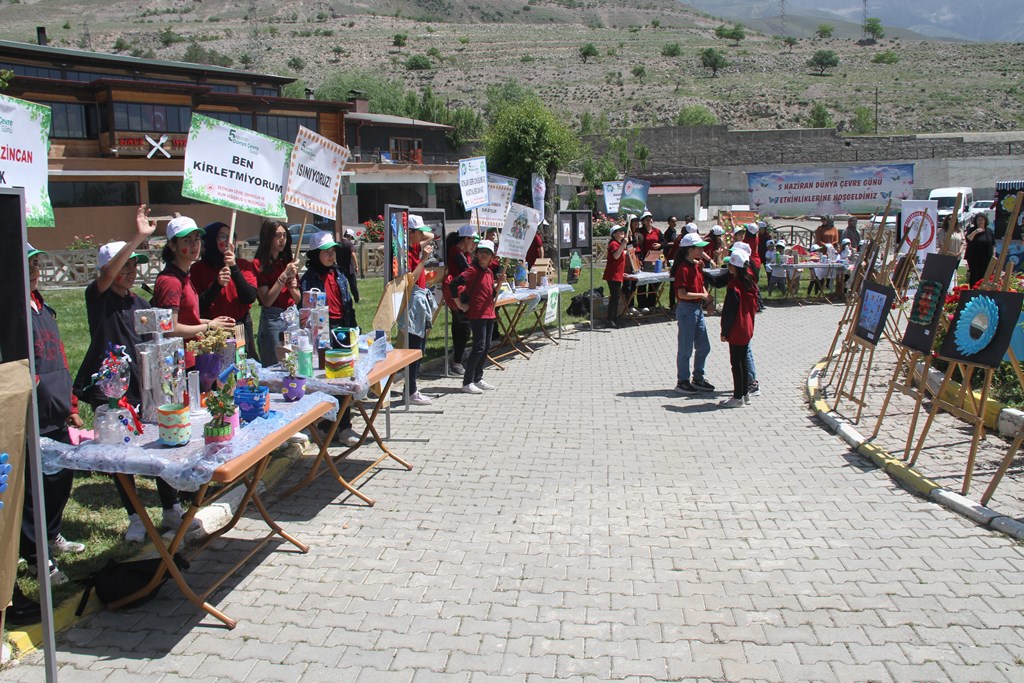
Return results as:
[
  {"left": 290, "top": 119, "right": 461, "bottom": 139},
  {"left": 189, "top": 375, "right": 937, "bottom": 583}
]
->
[
  {"left": 277, "top": 348, "right": 421, "bottom": 505},
  {"left": 73, "top": 396, "right": 339, "bottom": 629},
  {"left": 487, "top": 294, "right": 536, "bottom": 368}
]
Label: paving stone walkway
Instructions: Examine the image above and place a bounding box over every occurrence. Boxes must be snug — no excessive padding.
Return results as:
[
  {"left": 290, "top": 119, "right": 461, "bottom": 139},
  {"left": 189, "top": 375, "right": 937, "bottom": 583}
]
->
[{"left": 6, "top": 302, "right": 1024, "bottom": 682}]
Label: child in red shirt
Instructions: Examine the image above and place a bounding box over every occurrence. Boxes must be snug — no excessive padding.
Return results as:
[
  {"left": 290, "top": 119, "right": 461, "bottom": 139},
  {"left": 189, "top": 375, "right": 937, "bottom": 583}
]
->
[
  {"left": 719, "top": 251, "right": 759, "bottom": 408},
  {"left": 452, "top": 240, "right": 505, "bottom": 394},
  {"left": 672, "top": 234, "right": 715, "bottom": 394},
  {"left": 602, "top": 225, "right": 630, "bottom": 328}
]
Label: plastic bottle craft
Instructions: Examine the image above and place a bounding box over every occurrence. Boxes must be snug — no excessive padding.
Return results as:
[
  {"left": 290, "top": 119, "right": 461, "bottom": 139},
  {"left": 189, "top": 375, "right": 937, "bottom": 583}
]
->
[{"left": 91, "top": 344, "right": 144, "bottom": 445}]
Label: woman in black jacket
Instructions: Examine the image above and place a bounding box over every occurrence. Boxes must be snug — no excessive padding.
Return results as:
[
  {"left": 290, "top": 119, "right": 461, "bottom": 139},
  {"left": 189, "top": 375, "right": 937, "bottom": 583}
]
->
[{"left": 964, "top": 213, "right": 995, "bottom": 287}]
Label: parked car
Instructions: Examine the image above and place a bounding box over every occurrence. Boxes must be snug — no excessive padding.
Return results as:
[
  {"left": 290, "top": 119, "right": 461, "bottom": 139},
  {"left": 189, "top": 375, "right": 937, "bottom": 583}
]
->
[
  {"left": 968, "top": 199, "right": 996, "bottom": 226},
  {"left": 244, "top": 224, "right": 329, "bottom": 247}
]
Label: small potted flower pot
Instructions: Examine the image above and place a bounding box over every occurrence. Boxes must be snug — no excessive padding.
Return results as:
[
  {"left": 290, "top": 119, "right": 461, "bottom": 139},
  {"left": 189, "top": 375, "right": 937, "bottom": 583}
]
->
[
  {"left": 235, "top": 385, "right": 270, "bottom": 422},
  {"left": 203, "top": 422, "right": 234, "bottom": 445},
  {"left": 283, "top": 376, "right": 306, "bottom": 402},
  {"left": 157, "top": 403, "right": 191, "bottom": 446},
  {"left": 194, "top": 352, "right": 221, "bottom": 392}
]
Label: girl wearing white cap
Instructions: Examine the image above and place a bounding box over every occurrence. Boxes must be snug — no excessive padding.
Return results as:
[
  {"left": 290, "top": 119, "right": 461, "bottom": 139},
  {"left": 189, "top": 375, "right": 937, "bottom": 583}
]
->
[
  {"left": 404, "top": 215, "right": 437, "bottom": 405},
  {"left": 152, "top": 215, "right": 236, "bottom": 369},
  {"left": 672, "top": 233, "right": 715, "bottom": 394},
  {"left": 719, "top": 250, "right": 759, "bottom": 408},
  {"left": 452, "top": 239, "right": 505, "bottom": 394}
]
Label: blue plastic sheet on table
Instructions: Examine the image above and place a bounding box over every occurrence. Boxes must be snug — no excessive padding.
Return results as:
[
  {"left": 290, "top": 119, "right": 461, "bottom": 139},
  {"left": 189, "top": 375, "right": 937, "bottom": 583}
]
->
[
  {"left": 39, "top": 391, "right": 340, "bottom": 492},
  {"left": 259, "top": 333, "right": 390, "bottom": 400}
]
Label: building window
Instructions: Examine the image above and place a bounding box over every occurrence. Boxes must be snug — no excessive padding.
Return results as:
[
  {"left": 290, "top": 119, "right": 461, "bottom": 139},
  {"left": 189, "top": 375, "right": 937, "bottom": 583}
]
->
[
  {"left": 390, "top": 137, "right": 423, "bottom": 163},
  {"left": 255, "top": 114, "right": 317, "bottom": 142},
  {"left": 0, "top": 61, "right": 62, "bottom": 80},
  {"left": 112, "top": 102, "right": 192, "bottom": 133},
  {"left": 148, "top": 181, "right": 198, "bottom": 205},
  {"left": 38, "top": 102, "right": 93, "bottom": 139},
  {"left": 253, "top": 86, "right": 280, "bottom": 97},
  {"left": 50, "top": 181, "right": 140, "bottom": 208},
  {"left": 200, "top": 111, "right": 251, "bottom": 127},
  {"left": 207, "top": 83, "right": 239, "bottom": 94}
]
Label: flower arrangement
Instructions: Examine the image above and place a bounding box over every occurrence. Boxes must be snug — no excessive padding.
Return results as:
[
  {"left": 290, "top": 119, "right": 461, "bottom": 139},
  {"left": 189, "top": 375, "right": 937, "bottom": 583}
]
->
[
  {"left": 67, "top": 234, "right": 99, "bottom": 250},
  {"left": 362, "top": 214, "right": 385, "bottom": 242},
  {"left": 186, "top": 325, "right": 232, "bottom": 356},
  {"left": 205, "top": 373, "right": 236, "bottom": 430},
  {"left": 283, "top": 349, "right": 299, "bottom": 378}
]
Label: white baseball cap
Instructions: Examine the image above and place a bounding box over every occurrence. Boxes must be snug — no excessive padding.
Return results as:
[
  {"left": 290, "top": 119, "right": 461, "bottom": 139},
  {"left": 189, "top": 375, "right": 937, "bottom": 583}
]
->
[
  {"left": 408, "top": 214, "right": 425, "bottom": 230},
  {"left": 641, "top": 210, "right": 653, "bottom": 220},
  {"left": 685, "top": 224, "right": 699, "bottom": 234},
  {"left": 166, "top": 216, "right": 203, "bottom": 241},
  {"left": 476, "top": 239, "right": 496, "bottom": 253},
  {"left": 458, "top": 225, "right": 477, "bottom": 238},
  {"left": 309, "top": 232, "right": 342, "bottom": 251},
  {"left": 810, "top": 244, "right": 822, "bottom": 252},
  {"left": 344, "top": 227, "right": 357, "bottom": 238},
  {"left": 729, "top": 251, "right": 749, "bottom": 268},
  {"left": 776, "top": 240, "right": 787, "bottom": 247},
  {"left": 731, "top": 242, "right": 752, "bottom": 256},
  {"left": 732, "top": 225, "right": 745, "bottom": 234},
  {"left": 711, "top": 225, "right": 724, "bottom": 236},
  {"left": 746, "top": 223, "right": 758, "bottom": 234},
  {"left": 679, "top": 233, "right": 709, "bottom": 248},
  {"left": 841, "top": 238, "right": 851, "bottom": 244},
  {"left": 97, "top": 241, "right": 150, "bottom": 270}
]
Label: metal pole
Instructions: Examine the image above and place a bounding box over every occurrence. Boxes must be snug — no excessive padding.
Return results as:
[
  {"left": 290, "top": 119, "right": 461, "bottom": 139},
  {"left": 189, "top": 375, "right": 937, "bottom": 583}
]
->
[
  {"left": 874, "top": 87, "right": 879, "bottom": 134},
  {"left": 589, "top": 246, "right": 595, "bottom": 332}
]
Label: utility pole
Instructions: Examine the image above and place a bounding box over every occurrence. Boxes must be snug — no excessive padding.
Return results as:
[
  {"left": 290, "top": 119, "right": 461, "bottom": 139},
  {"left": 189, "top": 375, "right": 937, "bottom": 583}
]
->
[{"left": 874, "top": 86, "right": 879, "bottom": 134}]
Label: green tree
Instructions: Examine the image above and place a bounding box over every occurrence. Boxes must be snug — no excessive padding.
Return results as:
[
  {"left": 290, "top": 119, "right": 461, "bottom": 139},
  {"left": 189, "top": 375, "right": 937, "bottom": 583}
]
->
[
  {"left": 579, "top": 43, "right": 598, "bottom": 63},
  {"left": 807, "top": 102, "right": 834, "bottom": 128},
  {"left": 631, "top": 65, "right": 647, "bottom": 82},
  {"left": 863, "top": 17, "right": 885, "bottom": 41},
  {"left": 783, "top": 36, "right": 798, "bottom": 53},
  {"left": 700, "top": 48, "right": 729, "bottom": 77},
  {"left": 872, "top": 50, "right": 900, "bottom": 65},
  {"left": 633, "top": 143, "right": 650, "bottom": 170},
  {"left": 0, "top": 69, "right": 11, "bottom": 91},
  {"left": 159, "top": 27, "right": 183, "bottom": 46},
  {"left": 651, "top": 19, "right": 661, "bottom": 29},
  {"left": 714, "top": 24, "right": 746, "bottom": 45},
  {"left": 815, "top": 24, "right": 834, "bottom": 40},
  {"left": 287, "top": 56, "right": 306, "bottom": 71},
  {"left": 484, "top": 80, "right": 540, "bottom": 123},
  {"left": 393, "top": 33, "right": 408, "bottom": 47},
  {"left": 405, "top": 55, "right": 432, "bottom": 70},
  {"left": 661, "top": 42, "right": 682, "bottom": 57},
  {"left": 807, "top": 49, "right": 839, "bottom": 75},
  {"left": 850, "top": 106, "right": 873, "bottom": 134},
  {"left": 676, "top": 104, "right": 718, "bottom": 126},
  {"left": 484, "top": 101, "right": 581, "bottom": 216},
  {"left": 579, "top": 111, "right": 594, "bottom": 135}
]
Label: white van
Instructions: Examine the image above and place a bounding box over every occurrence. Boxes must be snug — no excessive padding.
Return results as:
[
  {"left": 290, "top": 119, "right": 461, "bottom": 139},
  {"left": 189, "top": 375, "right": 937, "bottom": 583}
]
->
[{"left": 928, "top": 186, "right": 974, "bottom": 224}]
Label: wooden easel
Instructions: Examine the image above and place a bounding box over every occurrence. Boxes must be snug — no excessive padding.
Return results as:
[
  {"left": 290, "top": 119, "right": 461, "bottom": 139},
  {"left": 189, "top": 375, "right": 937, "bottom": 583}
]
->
[
  {"left": 906, "top": 192, "right": 1024, "bottom": 496},
  {"left": 831, "top": 336, "right": 876, "bottom": 423}
]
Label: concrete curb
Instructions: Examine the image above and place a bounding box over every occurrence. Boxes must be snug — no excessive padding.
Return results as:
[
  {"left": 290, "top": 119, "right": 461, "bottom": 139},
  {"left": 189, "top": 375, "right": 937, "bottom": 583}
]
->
[
  {"left": 6, "top": 438, "right": 310, "bottom": 657},
  {"left": 807, "top": 358, "right": 1024, "bottom": 542}
]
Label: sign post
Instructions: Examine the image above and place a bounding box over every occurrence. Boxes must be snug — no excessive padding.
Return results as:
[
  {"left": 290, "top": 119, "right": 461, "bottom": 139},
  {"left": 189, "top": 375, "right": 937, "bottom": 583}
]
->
[{"left": 458, "top": 156, "right": 489, "bottom": 212}]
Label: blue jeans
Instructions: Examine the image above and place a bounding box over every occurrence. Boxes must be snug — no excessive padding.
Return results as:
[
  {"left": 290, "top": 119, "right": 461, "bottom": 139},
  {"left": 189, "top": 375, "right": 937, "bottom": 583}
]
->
[
  {"left": 676, "top": 301, "right": 710, "bottom": 384},
  {"left": 258, "top": 306, "right": 287, "bottom": 368},
  {"left": 746, "top": 345, "right": 757, "bottom": 384}
]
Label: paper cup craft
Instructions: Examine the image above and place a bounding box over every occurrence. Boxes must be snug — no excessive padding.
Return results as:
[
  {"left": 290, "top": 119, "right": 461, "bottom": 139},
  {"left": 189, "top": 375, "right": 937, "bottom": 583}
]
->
[
  {"left": 909, "top": 280, "right": 943, "bottom": 326},
  {"left": 157, "top": 403, "right": 191, "bottom": 446},
  {"left": 324, "top": 349, "right": 355, "bottom": 379},
  {"left": 234, "top": 385, "right": 270, "bottom": 422}
]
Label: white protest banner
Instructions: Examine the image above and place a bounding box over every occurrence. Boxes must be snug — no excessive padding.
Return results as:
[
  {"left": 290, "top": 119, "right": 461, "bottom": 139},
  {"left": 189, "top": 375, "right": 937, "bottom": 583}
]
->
[
  {"left": 899, "top": 200, "right": 939, "bottom": 257},
  {"left": 488, "top": 172, "right": 518, "bottom": 195},
  {"left": 545, "top": 289, "right": 559, "bottom": 324},
  {"left": 0, "top": 94, "right": 53, "bottom": 227},
  {"left": 602, "top": 181, "right": 624, "bottom": 215},
  {"left": 459, "top": 156, "right": 489, "bottom": 211},
  {"left": 284, "top": 126, "right": 349, "bottom": 220},
  {"left": 183, "top": 114, "right": 290, "bottom": 218},
  {"left": 531, "top": 173, "right": 546, "bottom": 214},
  {"left": 496, "top": 203, "right": 540, "bottom": 261},
  {"left": 470, "top": 182, "right": 514, "bottom": 229},
  {"left": 747, "top": 163, "right": 915, "bottom": 217}
]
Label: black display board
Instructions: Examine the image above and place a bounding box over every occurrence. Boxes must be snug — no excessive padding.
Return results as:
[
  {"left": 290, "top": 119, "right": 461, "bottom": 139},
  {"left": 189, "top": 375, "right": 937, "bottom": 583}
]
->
[
  {"left": 901, "top": 253, "right": 960, "bottom": 354},
  {"left": 938, "top": 289, "right": 1024, "bottom": 369},
  {"left": 557, "top": 210, "right": 593, "bottom": 257},
  {"left": 0, "top": 190, "right": 30, "bottom": 362},
  {"left": 994, "top": 181, "right": 1024, "bottom": 240},
  {"left": 854, "top": 281, "right": 896, "bottom": 346}
]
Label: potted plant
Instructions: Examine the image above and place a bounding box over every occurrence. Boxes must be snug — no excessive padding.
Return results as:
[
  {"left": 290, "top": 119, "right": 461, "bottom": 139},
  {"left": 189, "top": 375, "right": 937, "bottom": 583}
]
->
[
  {"left": 233, "top": 359, "right": 270, "bottom": 422},
  {"left": 282, "top": 349, "right": 306, "bottom": 402},
  {"left": 203, "top": 374, "right": 238, "bottom": 445},
  {"left": 187, "top": 326, "right": 232, "bottom": 392}
]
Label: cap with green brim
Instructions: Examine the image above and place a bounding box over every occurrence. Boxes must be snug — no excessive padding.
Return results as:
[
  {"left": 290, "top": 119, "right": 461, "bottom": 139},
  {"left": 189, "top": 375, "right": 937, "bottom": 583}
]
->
[
  {"left": 26, "top": 243, "right": 46, "bottom": 259},
  {"left": 166, "top": 216, "right": 204, "bottom": 241},
  {"left": 309, "top": 232, "right": 342, "bottom": 251}
]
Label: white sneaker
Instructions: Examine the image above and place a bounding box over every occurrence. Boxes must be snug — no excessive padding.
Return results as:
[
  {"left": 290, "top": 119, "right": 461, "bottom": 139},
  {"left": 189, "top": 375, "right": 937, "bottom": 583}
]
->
[
  {"left": 50, "top": 533, "right": 85, "bottom": 555},
  {"left": 475, "top": 380, "right": 496, "bottom": 391},
  {"left": 743, "top": 394, "right": 751, "bottom": 406},
  {"left": 161, "top": 503, "right": 201, "bottom": 533},
  {"left": 627, "top": 307, "right": 641, "bottom": 316},
  {"left": 719, "top": 397, "right": 745, "bottom": 409},
  {"left": 124, "top": 513, "right": 146, "bottom": 543},
  {"left": 641, "top": 307, "right": 651, "bottom": 314},
  {"left": 26, "top": 558, "right": 68, "bottom": 586},
  {"left": 338, "top": 428, "right": 361, "bottom": 447},
  {"left": 451, "top": 362, "right": 466, "bottom": 375},
  {"left": 288, "top": 431, "right": 310, "bottom": 445},
  {"left": 462, "top": 383, "right": 483, "bottom": 394},
  {"left": 410, "top": 391, "right": 433, "bottom": 405}
]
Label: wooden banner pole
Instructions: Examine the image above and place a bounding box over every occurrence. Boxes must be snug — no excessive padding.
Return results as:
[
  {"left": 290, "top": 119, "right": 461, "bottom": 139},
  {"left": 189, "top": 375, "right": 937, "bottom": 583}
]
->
[{"left": 293, "top": 211, "right": 310, "bottom": 264}]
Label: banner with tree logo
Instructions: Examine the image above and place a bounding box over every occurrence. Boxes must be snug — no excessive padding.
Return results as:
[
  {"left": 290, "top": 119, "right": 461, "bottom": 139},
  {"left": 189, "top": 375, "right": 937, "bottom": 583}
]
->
[{"left": 0, "top": 94, "right": 53, "bottom": 227}]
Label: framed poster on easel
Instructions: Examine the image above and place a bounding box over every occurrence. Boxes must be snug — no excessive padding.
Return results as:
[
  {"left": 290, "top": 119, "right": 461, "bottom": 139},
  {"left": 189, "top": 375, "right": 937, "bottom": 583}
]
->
[
  {"left": 557, "top": 210, "right": 593, "bottom": 257},
  {"left": 383, "top": 204, "right": 410, "bottom": 284}
]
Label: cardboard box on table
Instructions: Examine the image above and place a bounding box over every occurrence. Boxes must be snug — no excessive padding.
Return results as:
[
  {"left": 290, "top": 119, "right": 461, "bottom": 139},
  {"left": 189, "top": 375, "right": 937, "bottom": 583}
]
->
[{"left": 642, "top": 250, "right": 664, "bottom": 273}]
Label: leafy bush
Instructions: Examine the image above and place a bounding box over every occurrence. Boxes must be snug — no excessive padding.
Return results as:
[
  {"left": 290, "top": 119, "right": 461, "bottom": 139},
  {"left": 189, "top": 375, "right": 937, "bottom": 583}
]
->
[
  {"left": 815, "top": 24, "right": 834, "bottom": 40},
  {"left": 393, "top": 33, "right": 408, "bottom": 47},
  {"left": 405, "top": 55, "right": 432, "bottom": 71},
  {"left": 807, "top": 102, "right": 833, "bottom": 128},
  {"left": 850, "top": 106, "right": 873, "bottom": 134},
  {"left": 159, "top": 27, "right": 184, "bottom": 46},
  {"left": 579, "top": 43, "right": 598, "bottom": 63},
  {"left": 714, "top": 24, "right": 745, "bottom": 45},
  {"left": 700, "top": 48, "right": 729, "bottom": 77},
  {"left": 287, "top": 56, "right": 306, "bottom": 71},
  {"left": 872, "top": 50, "right": 900, "bottom": 65},
  {"left": 676, "top": 104, "right": 718, "bottom": 126},
  {"left": 807, "top": 50, "right": 839, "bottom": 75},
  {"left": 661, "top": 42, "right": 681, "bottom": 58}
]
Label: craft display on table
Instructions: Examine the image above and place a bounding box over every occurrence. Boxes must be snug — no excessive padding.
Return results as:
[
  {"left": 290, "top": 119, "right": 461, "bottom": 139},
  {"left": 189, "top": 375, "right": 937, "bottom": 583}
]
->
[
  {"left": 282, "top": 350, "right": 306, "bottom": 402},
  {"left": 133, "top": 308, "right": 186, "bottom": 424},
  {"left": 157, "top": 402, "right": 190, "bottom": 446},
  {"left": 203, "top": 364, "right": 239, "bottom": 445},
  {"left": 233, "top": 358, "right": 270, "bottom": 423},
  {"left": 91, "top": 344, "right": 144, "bottom": 446},
  {"left": 259, "top": 332, "right": 388, "bottom": 401},
  {"left": 187, "top": 325, "right": 232, "bottom": 392}
]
